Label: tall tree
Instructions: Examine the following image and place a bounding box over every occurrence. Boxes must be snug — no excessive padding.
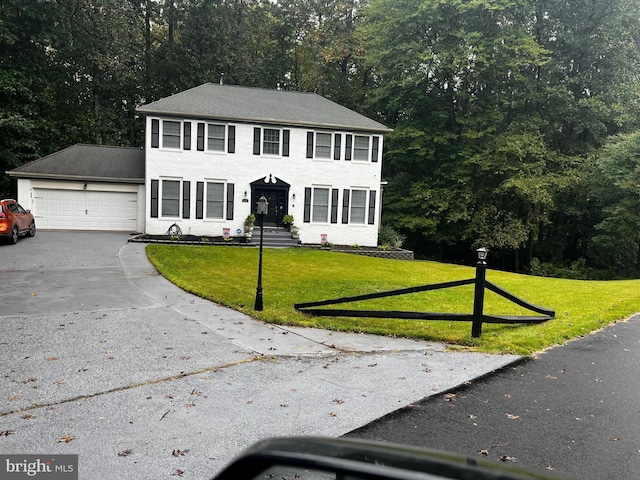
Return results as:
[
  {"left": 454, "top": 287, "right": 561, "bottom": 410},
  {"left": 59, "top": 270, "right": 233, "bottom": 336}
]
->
[{"left": 0, "top": 0, "right": 58, "bottom": 196}]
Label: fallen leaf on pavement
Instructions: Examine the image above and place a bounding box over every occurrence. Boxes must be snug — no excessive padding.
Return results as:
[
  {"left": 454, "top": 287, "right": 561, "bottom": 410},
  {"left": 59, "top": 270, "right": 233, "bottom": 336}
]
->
[
  {"left": 0, "top": 430, "right": 16, "bottom": 437},
  {"left": 57, "top": 434, "right": 75, "bottom": 443},
  {"left": 479, "top": 450, "right": 489, "bottom": 456},
  {"left": 172, "top": 449, "right": 190, "bottom": 457},
  {"left": 499, "top": 455, "right": 516, "bottom": 462},
  {"left": 118, "top": 449, "right": 132, "bottom": 457},
  {"left": 171, "top": 469, "right": 185, "bottom": 477},
  {"left": 506, "top": 413, "right": 520, "bottom": 420}
]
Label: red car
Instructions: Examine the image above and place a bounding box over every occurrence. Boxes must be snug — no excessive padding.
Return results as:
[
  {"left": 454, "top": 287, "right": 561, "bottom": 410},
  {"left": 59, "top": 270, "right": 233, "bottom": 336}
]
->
[{"left": 0, "top": 199, "right": 36, "bottom": 244}]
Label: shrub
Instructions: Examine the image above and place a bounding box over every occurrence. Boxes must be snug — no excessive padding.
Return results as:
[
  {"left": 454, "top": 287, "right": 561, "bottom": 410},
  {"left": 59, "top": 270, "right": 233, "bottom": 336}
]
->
[{"left": 378, "top": 225, "right": 406, "bottom": 249}]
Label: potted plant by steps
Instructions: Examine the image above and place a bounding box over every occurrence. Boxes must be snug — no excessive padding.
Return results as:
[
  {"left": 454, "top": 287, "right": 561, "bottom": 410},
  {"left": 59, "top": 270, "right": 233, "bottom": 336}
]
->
[
  {"left": 282, "top": 214, "right": 294, "bottom": 231},
  {"left": 290, "top": 225, "right": 300, "bottom": 239},
  {"left": 244, "top": 213, "right": 256, "bottom": 233}
]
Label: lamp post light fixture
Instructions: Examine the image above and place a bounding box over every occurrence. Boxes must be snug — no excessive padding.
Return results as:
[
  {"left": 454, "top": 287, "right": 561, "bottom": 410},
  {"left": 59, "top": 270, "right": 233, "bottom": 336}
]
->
[
  {"left": 472, "top": 247, "right": 489, "bottom": 338},
  {"left": 254, "top": 195, "right": 269, "bottom": 311}
]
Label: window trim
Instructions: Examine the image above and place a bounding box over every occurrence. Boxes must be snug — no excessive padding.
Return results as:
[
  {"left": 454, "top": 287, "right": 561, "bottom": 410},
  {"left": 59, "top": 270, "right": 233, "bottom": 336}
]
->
[
  {"left": 206, "top": 123, "right": 227, "bottom": 153},
  {"left": 349, "top": 188, "right": 368, "bottom": 224},
  {"left": 314, "top": 132, "right": 333, "bottom": 160},
  {"left": 160, "top": 178, "right": 181, "bottom": 218},
  {"left": 161, "top": 120, "right": 182, "bottom": 150},
  {"left": 352, "top": 134, "right": 370, "bottom": 162},
  {"left": 262, "top": 127, "right": 281, "bottom": 156},
  {"left": 311, "top": 186, "right": 331, "bottom": 224},
  {"left": 205, "top": 180, "right": 226, "bottom": 219}
]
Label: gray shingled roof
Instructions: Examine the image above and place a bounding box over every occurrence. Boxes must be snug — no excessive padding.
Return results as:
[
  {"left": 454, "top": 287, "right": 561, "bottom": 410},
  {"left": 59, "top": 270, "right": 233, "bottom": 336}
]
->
[
  {"left": 137, "top": 83, "right": 392, "bottom": 133},
  {"left": 7, "top": 144, "right": 145, "bottom": 183}
]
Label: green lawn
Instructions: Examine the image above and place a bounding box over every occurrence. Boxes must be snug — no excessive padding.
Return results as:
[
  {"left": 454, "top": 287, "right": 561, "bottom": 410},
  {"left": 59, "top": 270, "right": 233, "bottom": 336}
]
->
[{"left": 146, "top": 245, "right": 640, "bottom": 355}]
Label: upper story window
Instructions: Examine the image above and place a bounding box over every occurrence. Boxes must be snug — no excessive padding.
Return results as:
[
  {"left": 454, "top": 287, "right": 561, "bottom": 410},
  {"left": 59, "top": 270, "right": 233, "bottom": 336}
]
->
[
  {"left": 307, "top": 132, "right": 380, "bottom": 162},
  {"left": 253, "top": 127, "right": 290, "bottom": 157},
  {"left": 263, "top": 128, "right": 280, "bottom": 155},
  {"left": 151, "top": 118, "right": 236, "bottom": 153},
  {"left": 315, "top": 133, "right": 332, "bottom": 159},
  {"left": 207, "top": 124, "right": 226, "bottom": 152},
  {"left": 353, "top": 135, "right": 370, "bottom": 161},
  {"left": 151, "top": 119, "right": 182, "bottom": 149}
]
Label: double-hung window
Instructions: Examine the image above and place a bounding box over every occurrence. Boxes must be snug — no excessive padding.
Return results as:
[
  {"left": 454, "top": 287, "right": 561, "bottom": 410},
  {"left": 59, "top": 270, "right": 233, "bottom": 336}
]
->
[
  {"left": 253, "top": 127, "right": 290, "bottom": 156},
  {"left": 207, "top": 124, "right": 226, "bottom": 152},
  {"left": 353, "top": 135, "right": 370, "bottom": 161},
  {"left": 312, "top": 188, "right": 330, "bottom": 223},
  {"left": 350, "top": 189, "right": 367, "bottom": 224},
  {"left": 315, "top": 133, "right": 332, "bottom": 159},
  {"left": 206, "top": 182, "right": 225, "bottom": 219},
  {"left": 263, "top": 128, "right": 280, "bottom": 155},
  {"left": 161, "top": 180, "right": 180, "bottom": 217},
  {"left": 162, "top": 121, "right": 181, "bottom": 149}
]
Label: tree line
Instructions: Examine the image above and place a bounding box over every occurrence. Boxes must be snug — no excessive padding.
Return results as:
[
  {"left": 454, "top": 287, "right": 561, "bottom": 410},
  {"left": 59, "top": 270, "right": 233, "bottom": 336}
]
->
[{"left": 2, "top": 0, "right": 640, "bottom": 278}]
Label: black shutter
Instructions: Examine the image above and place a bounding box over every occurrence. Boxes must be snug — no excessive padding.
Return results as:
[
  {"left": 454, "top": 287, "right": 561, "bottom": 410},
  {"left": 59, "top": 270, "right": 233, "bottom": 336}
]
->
[
  {"left": 196, "top": 182, "right": 204, "bottom": 219},
  {"left": 197, "top": 123, "right": 205, "bottom": 151},
  {"left": 226, "top": 183, "right": 234, "bottom": 220},
  {"left": 283, "top": 129, "right": 290, "bottom": 157},
  {"left": 306, "top": 132, "right": 314, "bottom": 158},
  {"left": 253, "top": 127, "right": 261, "bottom": 155},
  {"left": 228, "top": 125, "right": 236, "bottom": 153},
  {"left": 368, "top": 190, "right": 377, "bottom": 225},
  {"left": 182, "top": 181, "right": 191, "bottom": 218},
  {"left": 345, "top": 134, "right": 352, "bottom": 161},
  {"left": 303, "top": 187, "right": 312, "bottom": 223},
  {"left": 334, "top": 133, "right": 342, "bottom": 160},
  {"left": 151, "top": 179, "right": 159, "bottom": 218},
  {"left": 151, "top": 119, "right": 159, "bottom": 148},
  {"left": 183, "top": 122, "right": 191, "bottom": 150},
  {"left": 330, "top": 189, "right": 339, "bottom": 224},
  {"left": 342, "top": 189, "right": 350, "bottom": 224},
  {"left": 371, "top": 136, "right": 380, "bottom": 162}
]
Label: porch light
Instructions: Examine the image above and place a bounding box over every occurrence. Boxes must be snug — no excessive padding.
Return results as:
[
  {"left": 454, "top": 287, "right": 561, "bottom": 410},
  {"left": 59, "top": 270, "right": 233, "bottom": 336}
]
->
[{"left": 256, "top": 195, "right": 268, "bottom": 215}]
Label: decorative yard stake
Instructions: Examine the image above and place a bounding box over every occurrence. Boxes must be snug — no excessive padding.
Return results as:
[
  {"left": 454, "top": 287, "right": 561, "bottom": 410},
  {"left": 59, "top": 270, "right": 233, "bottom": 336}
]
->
[{"left": 295, "top": 247, "right": 555, "bottom": 338}]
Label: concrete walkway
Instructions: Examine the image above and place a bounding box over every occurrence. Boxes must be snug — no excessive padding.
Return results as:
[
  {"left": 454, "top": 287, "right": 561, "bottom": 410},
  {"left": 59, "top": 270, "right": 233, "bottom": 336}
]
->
[{"left": 0, "top": 233, "right": 520, "bottom": 479}]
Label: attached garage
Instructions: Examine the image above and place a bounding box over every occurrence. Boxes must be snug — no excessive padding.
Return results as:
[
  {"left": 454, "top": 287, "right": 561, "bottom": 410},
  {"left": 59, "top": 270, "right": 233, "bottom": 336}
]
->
[
  {"left": 7, "top": 144, "right": 145, "bottom": 233},
  {"left": 33, "top": 188, "right": 138, "bottom": 231}
]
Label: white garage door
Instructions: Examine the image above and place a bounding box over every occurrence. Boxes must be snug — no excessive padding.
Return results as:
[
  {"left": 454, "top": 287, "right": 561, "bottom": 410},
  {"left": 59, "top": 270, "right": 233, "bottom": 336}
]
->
[{"left": 33, "top": 189, "right": 137, "bottom": 231}]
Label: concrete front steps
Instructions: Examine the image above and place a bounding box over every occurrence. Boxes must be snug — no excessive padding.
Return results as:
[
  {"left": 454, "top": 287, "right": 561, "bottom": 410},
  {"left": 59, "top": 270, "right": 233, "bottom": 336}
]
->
[{"left": 248, "top": 226, "right": 300, "bottom": 248}]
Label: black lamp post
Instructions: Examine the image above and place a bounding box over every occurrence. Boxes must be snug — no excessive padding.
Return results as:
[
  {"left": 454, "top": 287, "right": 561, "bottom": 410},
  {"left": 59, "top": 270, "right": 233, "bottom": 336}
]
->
[
  {"left": 254, "top": 195, "right": 268, "bottom": 311},
  {"left": 471, "top": 247, "right": 488, "bottom": 338}
]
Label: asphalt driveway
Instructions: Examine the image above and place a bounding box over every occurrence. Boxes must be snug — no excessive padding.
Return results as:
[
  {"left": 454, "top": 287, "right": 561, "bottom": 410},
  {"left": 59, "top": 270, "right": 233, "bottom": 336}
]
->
[
  {"left": 1, "top": 232, "right": 158, "bottom": 316},
  {"left": 0, "top": 232, "right": 520, "bottom": 479}
]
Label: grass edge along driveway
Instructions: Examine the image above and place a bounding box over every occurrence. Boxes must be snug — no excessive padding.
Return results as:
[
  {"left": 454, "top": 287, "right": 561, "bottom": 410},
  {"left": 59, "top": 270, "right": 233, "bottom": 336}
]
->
[{"left": 146, "top": 245, "right": 640, "bottom": 355}]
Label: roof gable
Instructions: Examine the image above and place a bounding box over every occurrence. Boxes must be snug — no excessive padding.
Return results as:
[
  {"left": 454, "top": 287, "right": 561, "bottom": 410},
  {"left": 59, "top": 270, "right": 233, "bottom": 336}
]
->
[
  {"left": 137, "top": 83, "right": 391, "bottom": 133},
  {"left": 7, "top": 144, "right": 145, "bottom": 183}
]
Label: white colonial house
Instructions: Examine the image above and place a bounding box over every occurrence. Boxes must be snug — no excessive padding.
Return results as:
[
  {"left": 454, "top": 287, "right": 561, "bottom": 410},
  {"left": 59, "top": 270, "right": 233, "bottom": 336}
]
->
[{"left": 8, "top": 83, "right": 391, "bottom": 246}]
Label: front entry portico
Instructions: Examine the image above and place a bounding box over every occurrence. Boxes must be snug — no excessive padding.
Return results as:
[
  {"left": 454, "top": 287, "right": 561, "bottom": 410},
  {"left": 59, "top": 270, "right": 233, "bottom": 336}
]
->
[{"left": 250, "top": 176, "right": 290, "bottom": 226}]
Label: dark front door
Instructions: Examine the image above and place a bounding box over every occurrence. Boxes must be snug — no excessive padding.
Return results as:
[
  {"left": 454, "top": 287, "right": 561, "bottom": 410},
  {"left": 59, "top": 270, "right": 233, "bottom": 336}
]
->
[{"left": 253, "top": 188, "right": 286, "bottom": 226}]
